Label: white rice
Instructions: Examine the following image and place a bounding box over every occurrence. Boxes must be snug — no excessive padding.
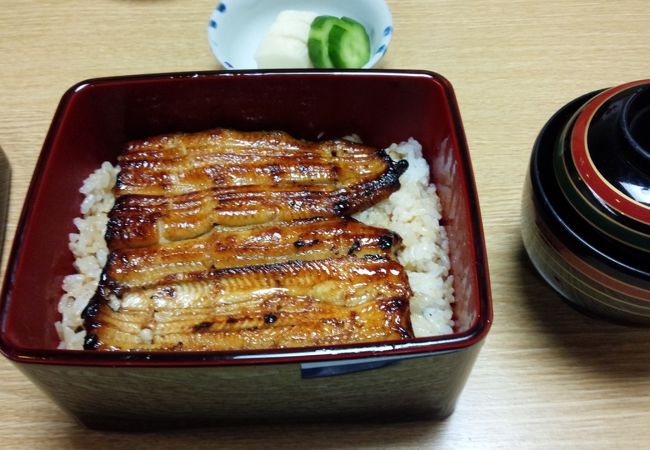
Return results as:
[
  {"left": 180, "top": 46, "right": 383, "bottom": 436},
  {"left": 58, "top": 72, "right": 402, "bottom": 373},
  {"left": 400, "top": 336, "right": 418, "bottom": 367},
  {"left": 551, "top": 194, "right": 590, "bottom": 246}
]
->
[
  {"left": 353, "top": 138, "right": 454, "bottom": 337},
  {"left": 56, "top": 139, "right": 454, "bottom": 349},
  {"left": 55, "top": 162, "right": 119, "bottom": 350}
]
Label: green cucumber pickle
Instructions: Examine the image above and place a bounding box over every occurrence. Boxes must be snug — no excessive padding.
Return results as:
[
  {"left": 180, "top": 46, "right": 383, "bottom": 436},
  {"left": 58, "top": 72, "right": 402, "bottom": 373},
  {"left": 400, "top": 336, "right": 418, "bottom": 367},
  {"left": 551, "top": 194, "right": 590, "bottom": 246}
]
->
[{"left": 308, "top": 15, "right": 371, "bottom": 69}]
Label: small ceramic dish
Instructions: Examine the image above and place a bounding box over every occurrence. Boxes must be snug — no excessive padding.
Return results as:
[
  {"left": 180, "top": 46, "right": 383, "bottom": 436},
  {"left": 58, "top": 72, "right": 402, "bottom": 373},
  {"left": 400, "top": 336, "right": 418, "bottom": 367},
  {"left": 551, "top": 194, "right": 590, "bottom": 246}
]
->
[
  {"left": 0, "top": 70, "right": 491, "bottom": 429},
  {"left": 523, "top": 81, "right": 650, "bottom": 325},
  {"left": 207, "top": 0, "right": 393, "bottom": 69}
]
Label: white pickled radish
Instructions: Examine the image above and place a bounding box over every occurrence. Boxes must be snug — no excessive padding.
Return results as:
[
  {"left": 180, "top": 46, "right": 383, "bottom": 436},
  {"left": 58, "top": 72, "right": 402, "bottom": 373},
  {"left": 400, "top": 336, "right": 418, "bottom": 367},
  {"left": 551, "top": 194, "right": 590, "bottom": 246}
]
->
[
  {"left": 255, "top": 10, "right": 317, "bottom": 69},
  {"left": 268, "top": 10, "right": 317, "bottom": 39},
  {"left": 256, "top": 36, "right": 312, "bottom": 69}
]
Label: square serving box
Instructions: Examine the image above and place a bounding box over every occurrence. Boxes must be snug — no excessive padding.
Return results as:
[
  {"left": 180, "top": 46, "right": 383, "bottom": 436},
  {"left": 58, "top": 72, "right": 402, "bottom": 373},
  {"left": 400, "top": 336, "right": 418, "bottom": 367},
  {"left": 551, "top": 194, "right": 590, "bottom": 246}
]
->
[{"left": 0, "top": 70, "right": 492, "bottom": 430}]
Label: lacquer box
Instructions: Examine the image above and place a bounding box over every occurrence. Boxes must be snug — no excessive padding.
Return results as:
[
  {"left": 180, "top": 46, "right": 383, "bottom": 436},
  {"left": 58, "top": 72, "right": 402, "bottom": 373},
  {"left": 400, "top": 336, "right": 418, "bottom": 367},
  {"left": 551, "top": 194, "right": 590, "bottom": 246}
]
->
[{"left": 0, "top": 70, "right": 492, "bottom": 429}]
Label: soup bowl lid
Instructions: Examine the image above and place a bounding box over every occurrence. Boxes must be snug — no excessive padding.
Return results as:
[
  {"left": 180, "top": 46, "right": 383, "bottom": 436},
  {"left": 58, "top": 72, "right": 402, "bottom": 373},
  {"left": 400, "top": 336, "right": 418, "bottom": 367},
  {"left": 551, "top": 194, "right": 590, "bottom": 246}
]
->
[{"left": 553, "top": 79, "right": 650, "bottom": 254}]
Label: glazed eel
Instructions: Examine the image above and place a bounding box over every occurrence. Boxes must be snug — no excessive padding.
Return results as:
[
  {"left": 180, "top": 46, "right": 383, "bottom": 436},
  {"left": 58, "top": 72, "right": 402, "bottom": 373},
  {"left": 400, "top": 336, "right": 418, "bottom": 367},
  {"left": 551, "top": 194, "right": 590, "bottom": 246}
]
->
[
  {"left": 106, "top": 129, "right": 408, "bottom": 250},
  {"left": 84, "top": 128, "right": 412, "bottom": 351}
]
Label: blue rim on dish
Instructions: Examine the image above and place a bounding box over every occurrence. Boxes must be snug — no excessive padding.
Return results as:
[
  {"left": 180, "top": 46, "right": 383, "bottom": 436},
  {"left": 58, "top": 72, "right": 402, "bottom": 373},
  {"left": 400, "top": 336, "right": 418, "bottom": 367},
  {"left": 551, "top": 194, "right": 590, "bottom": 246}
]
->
[{"left": 207, "top": 0, "right": 393, "bottom": 70}]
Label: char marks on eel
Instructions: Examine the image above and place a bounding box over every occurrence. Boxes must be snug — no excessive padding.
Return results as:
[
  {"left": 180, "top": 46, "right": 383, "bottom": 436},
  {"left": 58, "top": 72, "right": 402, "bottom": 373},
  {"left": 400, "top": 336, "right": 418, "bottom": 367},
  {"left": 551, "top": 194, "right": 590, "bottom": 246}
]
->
[
  {"left": 84, "top": 128, "right": 412, "bottom": 351},
  {"left": 106, "top": 128, "right": 407, "bottom": 250}
]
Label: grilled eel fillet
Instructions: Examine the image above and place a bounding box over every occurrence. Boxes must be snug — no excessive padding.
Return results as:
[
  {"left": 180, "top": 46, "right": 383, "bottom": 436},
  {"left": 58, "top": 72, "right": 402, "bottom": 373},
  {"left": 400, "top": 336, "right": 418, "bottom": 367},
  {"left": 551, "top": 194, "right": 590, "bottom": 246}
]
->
[
  {"left": 84, "top": 255, "right": 412, "bottom": 351},
  {"left": 84, "top": 129, "right": 413, "bottom": 351},
  {"left": 106, "top": 128, "right": 408, "bottom": 250},
  {"left": 102, "top": 217, "right": 400, "bottom": 294},
  {"left": 116, "top": 128, "right": 401, "bottom": 196}
]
